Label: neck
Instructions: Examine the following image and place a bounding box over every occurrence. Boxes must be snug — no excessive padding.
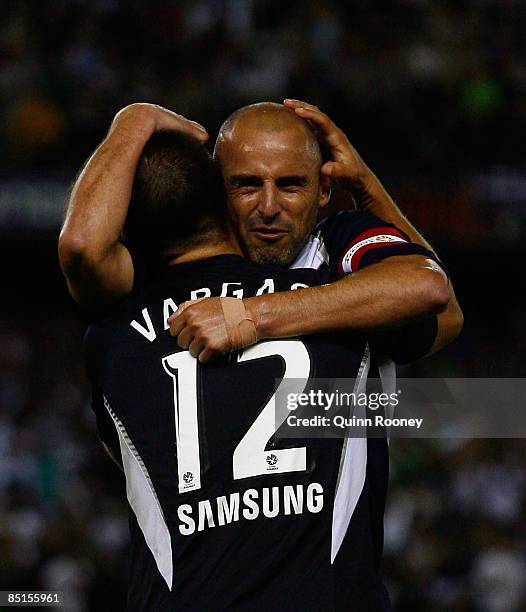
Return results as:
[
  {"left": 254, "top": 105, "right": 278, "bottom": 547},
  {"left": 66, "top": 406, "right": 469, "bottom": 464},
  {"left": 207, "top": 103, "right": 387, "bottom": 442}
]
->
[{"left": 164, "top": 238, "right": 243, "bottom": 266}]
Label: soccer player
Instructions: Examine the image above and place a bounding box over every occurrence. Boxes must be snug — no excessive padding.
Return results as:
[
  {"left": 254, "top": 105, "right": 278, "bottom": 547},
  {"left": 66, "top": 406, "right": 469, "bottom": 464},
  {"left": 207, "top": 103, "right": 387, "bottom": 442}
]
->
[{"left": 82, "top": 131, "right": 433, "bottom": 609}]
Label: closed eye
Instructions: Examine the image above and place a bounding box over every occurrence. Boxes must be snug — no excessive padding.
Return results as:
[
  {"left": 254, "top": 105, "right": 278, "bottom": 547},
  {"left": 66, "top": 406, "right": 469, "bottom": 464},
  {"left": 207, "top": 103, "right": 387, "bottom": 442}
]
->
[
  {"left": 230, "top": 175, "right": 263, "bottom": 189},
  {"left": 276, "top": 176, "right": 309, "bottom": 189}
]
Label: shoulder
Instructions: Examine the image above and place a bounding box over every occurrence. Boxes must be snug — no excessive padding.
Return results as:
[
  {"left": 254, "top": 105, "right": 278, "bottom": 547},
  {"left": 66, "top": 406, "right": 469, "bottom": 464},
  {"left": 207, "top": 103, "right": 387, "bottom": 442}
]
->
[
  {"left": 316, "top": 210, "right": 409, "bottom": 241},
  {"left": 315, "top": 211, "right": 413, "bottom": 275}
]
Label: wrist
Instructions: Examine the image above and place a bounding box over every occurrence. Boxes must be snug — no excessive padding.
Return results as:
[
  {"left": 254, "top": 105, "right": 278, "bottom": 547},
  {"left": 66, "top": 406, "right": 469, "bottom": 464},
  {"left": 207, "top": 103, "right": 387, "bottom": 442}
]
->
[
  {"left": 243, "top": 295, "right": 273, "bottom": 340},
  {"left": 110, "top": 104, "right": 156, "bottom": 140}
]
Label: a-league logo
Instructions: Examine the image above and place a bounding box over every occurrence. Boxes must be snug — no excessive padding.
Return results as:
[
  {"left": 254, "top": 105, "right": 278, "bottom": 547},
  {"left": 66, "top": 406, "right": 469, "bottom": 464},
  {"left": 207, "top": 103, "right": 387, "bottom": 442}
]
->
[{"left": 266, "top": 454, "right": 278, "bottom": 466}]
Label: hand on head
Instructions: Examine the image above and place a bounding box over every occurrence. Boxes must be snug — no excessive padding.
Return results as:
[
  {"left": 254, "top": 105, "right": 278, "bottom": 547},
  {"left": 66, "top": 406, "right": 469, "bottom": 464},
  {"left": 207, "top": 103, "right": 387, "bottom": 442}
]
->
[{"left": 283, "top": 99, "right": 371, "bottom": 192}]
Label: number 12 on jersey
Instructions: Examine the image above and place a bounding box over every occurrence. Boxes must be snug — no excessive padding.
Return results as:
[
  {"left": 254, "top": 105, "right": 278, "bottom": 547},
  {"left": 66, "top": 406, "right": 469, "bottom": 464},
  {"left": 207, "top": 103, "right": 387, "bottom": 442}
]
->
[{"left": 162, "top": 340, "right": 311, "bottom": 494}]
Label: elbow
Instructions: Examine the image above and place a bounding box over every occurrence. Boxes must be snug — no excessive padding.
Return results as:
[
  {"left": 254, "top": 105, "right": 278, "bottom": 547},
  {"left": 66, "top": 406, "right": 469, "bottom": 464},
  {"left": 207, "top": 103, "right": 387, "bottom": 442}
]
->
[
  {"left": 58, "top": 229, "right": 97, "bottom": 278},
  {"left": 58, "top": 230, "right": 85, "bottom": 275},
  {"left": 418, "top": 269, "right": 451, "bottom": 315}
]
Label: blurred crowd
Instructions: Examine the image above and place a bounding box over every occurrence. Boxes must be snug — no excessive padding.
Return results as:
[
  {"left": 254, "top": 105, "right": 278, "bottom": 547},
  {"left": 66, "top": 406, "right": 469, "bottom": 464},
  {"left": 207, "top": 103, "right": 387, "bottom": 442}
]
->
[
  {"left": 1, "top": 0, "right": 526, "bottom": 177},
  {"left": 385, "top": 437, "right": 526, "bottom": 611},
  {"left": 0, "top": 311, "right": 127, "bottom": 610},
  {"left": 1, "top": 0, "right": 525, "bottom": 610}
]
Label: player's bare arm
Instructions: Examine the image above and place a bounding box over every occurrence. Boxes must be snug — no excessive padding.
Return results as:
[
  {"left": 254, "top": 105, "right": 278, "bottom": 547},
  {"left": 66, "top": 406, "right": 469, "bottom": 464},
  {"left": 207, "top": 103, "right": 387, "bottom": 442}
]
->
[
  {"left": 169, "top": 253, "right": 449, "bottom": 363},
  {"left": 283, "top": 98, "right": 464, "bottom": 353},
  {"left": 58, "top": 103, "right": 208, "bottom": 312}
]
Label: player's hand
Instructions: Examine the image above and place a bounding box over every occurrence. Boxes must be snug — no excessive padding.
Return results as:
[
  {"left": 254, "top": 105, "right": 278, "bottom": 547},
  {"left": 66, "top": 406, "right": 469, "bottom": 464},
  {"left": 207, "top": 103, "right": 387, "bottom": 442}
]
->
[
  {"left": 111, "top": 103, "right": 209, "bottom": 143},
  {"left": 166, "top": 298, "right": 227, "bottom": 363},
  {"left": 168, "top": 297, "right": 259, "bottom": 363},
  {"left": 283, "top": 99, "right": 372, "bottom": 193}
]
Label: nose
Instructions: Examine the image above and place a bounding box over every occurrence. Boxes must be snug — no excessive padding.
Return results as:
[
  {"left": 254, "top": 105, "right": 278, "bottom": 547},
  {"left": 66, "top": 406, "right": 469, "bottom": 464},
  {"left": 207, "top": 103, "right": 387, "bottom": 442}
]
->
[{"left": 257, "top": 182, "right": 281, "bottom": 221}]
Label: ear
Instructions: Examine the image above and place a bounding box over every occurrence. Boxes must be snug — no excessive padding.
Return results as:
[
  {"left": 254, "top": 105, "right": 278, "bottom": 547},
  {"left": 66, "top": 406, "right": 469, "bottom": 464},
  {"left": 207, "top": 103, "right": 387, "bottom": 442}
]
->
[{"left": 319, "top": 174, "right": 331, "bottom": 208}]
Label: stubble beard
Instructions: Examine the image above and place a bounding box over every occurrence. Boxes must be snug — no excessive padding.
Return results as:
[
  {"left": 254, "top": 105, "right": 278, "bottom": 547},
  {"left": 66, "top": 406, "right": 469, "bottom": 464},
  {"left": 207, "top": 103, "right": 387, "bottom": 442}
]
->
[{"left": 245, "top": 234, "right": 306, "bottom": 267}]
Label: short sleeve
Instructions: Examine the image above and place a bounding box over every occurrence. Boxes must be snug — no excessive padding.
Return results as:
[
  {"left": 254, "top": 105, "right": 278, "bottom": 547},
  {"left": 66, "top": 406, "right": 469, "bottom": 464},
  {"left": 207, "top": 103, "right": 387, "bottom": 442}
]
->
[{"left": 316, "top": 211, "right": 447, "bottom": 277}]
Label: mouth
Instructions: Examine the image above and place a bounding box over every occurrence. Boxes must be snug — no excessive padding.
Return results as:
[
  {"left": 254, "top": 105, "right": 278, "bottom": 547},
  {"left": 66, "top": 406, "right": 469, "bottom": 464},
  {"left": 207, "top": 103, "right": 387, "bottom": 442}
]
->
[{"left": 249, "top": 226, "right": 289, "bottom": 242}]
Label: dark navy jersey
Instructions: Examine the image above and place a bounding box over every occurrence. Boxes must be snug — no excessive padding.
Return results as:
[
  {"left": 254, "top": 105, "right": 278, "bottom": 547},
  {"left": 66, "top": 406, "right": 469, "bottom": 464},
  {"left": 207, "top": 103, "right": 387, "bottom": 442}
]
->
[{"left": 84, "top": 255, "right": 394, "bottom": 611}]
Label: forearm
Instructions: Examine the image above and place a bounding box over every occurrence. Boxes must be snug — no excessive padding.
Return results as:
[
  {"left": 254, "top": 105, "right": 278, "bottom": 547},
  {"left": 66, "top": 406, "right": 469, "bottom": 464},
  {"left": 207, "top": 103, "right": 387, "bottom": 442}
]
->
[
  {"left": 168, "top": 255, "right": 449, "bottom": 363},
  {"left": 247, "top": 256, "right": 449, "bottom": 340}
]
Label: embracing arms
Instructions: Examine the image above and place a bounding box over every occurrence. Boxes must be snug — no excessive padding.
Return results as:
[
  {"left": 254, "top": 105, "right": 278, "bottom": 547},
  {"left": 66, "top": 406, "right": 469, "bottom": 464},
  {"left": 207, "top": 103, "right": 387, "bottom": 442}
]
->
[
  {"left": 170, "top": 254, "right": 449, "bottom": 363},
  {"left": 59, "top": 101, "right": 462, "bottom": 363},
  {"left": 169, "top": 101, "right": 462, "bottom": 362}
]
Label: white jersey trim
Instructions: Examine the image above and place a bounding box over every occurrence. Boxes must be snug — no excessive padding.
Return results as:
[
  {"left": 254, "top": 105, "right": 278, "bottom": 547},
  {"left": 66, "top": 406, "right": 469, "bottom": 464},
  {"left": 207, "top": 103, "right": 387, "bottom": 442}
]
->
[
  {"left": 290, "top": 233, "right": 329, "bottom": 270},
  {"left": 104, "top": 395, "right": 173, "bottom": 590},
  {"left": 331, "top": 345, "right": 370, "bottom": 563}
]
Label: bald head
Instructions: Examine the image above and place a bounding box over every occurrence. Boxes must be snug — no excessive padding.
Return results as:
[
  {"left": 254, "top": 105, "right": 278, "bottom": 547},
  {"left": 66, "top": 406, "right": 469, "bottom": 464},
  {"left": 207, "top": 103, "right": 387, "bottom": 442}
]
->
[
  {"left": 213, "top": 102, "right": 330, "bottom": 267},
  {"left": 214, "top": 102, "right": 322, "bottom": 167}
]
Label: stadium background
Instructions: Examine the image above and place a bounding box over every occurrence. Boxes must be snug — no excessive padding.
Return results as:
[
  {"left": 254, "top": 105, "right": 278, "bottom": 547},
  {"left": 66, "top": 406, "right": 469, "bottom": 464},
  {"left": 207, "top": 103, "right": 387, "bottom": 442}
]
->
[{"left": 1, "top": 1, "right": 525, "bottom": 610}]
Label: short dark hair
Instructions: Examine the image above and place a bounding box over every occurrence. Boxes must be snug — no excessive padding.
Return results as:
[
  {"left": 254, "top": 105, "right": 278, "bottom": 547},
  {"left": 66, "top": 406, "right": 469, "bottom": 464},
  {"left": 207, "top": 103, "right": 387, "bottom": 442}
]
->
[{"left": 124, "top": 130, "right": 227, "bottom": 261}]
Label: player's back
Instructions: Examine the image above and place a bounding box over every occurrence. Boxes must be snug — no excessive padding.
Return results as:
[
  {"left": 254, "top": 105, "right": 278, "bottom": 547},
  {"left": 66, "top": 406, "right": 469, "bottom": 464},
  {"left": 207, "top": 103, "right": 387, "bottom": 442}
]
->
[{"left": 84, "top": 254, "right": 387, "bottom": 611}]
